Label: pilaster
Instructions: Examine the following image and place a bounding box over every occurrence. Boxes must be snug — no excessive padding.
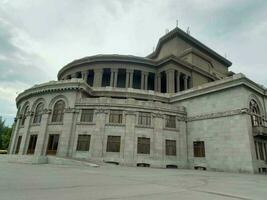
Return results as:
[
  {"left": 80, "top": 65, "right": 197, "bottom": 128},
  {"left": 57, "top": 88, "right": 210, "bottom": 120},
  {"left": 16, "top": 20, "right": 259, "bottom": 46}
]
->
[{"left": 93, "top": 69, "right": 103, "bottom": 87}]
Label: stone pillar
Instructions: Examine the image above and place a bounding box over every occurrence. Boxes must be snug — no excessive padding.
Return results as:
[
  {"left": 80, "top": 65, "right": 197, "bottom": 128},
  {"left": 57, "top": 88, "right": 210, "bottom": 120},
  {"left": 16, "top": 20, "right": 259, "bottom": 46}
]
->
[
  {"left": 123, "top": 110, "right": 136, "bottom": 165},
  {"left": 153, "top": 113, "right": 164, "bottom": 167},
  {"left": 8, "top": 116, "right": 21, "bottom": 154},
  {"left": 57, "top": 108, "right": 76, "bottom": 157},
  {"left": 82, "top": 71, "right": 89, "bottom": 83},
  {"left": 154, "top": 74, "right": 157, "bottom": 92},
  {"left": 141, "top": 72, "right": 144, "bottom": 90},
  {"left": 19, "top": 111, "right": 33, "bottom": 155},
  {"left": 113, "top": 69, "right": 118, "bottom": 87},
  {"left": 110, "top": 69, "right": 114, "bottom": 87},
  {"left": 188, "top": 76, "right": 192, "bottom": 88},
  {"left": 166, "top": 69, "right": 175, "bottom": 93},
  {"left": 34, "top": 109, "right": 51, "bottom": 156},
  {"left": 184, "top": 75, "right": 188, "bottom": 90},
  {"left": 157, "top": 74, "right": 161, "bottom": 92},
  {"left": 176, "top": 71, "right": 180, "bottom": 92},
  {"left": 128, "top": 69, "right": 133, "bottom": 88},
  {"left": 125, "top": 71, "right": 129, "bottom": 88},
  {"left": 93, "top": 69, "right": 103, "bottom": 87},
  {"left": 91, "top": 109, "right": 106, "bottom": 160},
  {"left": 144, "top": 72, "right": 148, "bottom": 90}
]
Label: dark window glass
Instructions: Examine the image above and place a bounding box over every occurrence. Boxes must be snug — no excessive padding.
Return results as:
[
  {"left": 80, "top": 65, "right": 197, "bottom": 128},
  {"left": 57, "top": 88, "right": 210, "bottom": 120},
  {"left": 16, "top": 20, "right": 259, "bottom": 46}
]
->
[
  {"left": 250, "top": 100, "right": 262, "bottom": 126},
  {"left": 20, "top": 106, "right": 29, "bottom": 126},
  {"left": 33, "top": 103, "right": 44, "bottom": 124},
  {"left": 46, "top": 134, "right": 59, "bottom": 155},
  {"left": 15, "top": 136, "right": 22, "bottom": 154},
  {"left": 166, "top": 140, "right": 176, "bottom": 156},
  {"left": 137, "top": 137, "right": 150, "bottom": 154},
  {"left": 52, "top": 100, "right": 65, "bottom": 122},
  {"left": 76, "top": 135, "right": 91, "bottom": 151},
  {"left": 106, "top": 136, "right": 121, "bottom": 152},
  {"left": 193, "top": 141, "right": 205, "bottom": 157},
  {"left": 109, "top": 110, "right": 123, "bottom": 124},
  {"left": 138, "top": 112, "right": 151, "bottom": 126},
  {"left": 27, "top": 135, "right": 38, "bottom": 154},
  {"left": 80, "top": 109, "right": 94, "bottom": 122},
  {"left": 166, "top": 115, "right": 176, "bottom": 128}
]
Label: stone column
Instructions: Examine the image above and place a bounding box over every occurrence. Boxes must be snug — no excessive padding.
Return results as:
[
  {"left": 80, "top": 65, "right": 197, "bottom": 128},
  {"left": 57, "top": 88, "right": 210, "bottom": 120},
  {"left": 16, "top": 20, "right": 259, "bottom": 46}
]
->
[
  {"left": 129, "top": 70, "right": 133, "bottom": 88},
  {"left": 188, "top": 76, "right": 192, "bottom": 89},
  {"left": 184, "top": 75, "right": 188, "bottom": 90},
  {"left": 154, "top": 74, "right": 157, "bottom": 92},
  {"left": 8, "top": 116, "right": 21, "bottom": 154},
  {"left": 93, "top": 69, "right": 103, "bottom": 87},
  {"left": 153, "top": 113, "right": 164, "bottom": 167},
  {"left": 144, "top": 72, "right": 148, "bottom": 90},
  {"left": 82, "top": 71, "right": 89, "bottom": 83},
  {"left": 113, "top": 69, "right": 118, "bottom": 87},
  {"left": 123, "top": 110, "right": 136, "bottom": 165},
  {"left": 141, "top": 71, "right": 145, "bottom": 90},
  {"left": 166, "top": 69, "right": 175, "bottom": 93},
  {"left": 19, "top": 111, "right": 33, "bottom": 155},
  {"left": 57, "top": 108, "right": 76, "bottom": 157},
  {"left": 125, "top": 70, "right": 130, "bottom": 88},
  {"left": 34, "top": 109, "right": 51, "bottom": 156},
  {"left": 110, "top": 69, "right": 114, "bottom": 87},
  {"left": 176, "top": 71, "right": 180, "bottom": 92},
  {"left": 157, "top": 74, "right": 161, "bottom": 92},
  {"left": 91, "top": 109, "right": 106, "bottom": 160}
]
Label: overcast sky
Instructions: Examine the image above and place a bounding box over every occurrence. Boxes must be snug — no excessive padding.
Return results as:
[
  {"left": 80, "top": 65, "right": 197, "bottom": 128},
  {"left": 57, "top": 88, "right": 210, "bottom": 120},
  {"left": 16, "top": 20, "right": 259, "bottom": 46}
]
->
[{"left": 0, "top": 0, "right": 267, "bottom": 126}]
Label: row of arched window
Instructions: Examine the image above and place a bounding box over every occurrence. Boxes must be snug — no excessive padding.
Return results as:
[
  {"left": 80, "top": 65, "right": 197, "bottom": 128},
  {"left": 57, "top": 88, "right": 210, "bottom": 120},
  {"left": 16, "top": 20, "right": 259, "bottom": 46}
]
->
[
  {"left": 19, "top": 100, "right": 66, "bottom": 126},
  {"left": 250, "top": 99, "right": 262, "bottom": 127}
]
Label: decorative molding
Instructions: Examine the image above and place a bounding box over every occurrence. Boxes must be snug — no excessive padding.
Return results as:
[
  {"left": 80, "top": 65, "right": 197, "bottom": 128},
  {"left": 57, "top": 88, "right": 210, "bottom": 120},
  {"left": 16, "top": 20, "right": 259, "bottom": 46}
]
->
[
  {"left": 43, "top": 109, "right": 52, "bottom": 114},
  {"left": 95, "top": 109, "right": 108, "bottom": 114},
  {"left": 125, "top": 110, "right": 136, "bottom": 115},
  {"left": 64, "top": 108, "right": 77, "bottom": 113},
  {"left": 152, "top": 113, "right": 164, "bottom": 118},
  {"left": 187, "top": 108, "right": 249, "bottom": 122}
]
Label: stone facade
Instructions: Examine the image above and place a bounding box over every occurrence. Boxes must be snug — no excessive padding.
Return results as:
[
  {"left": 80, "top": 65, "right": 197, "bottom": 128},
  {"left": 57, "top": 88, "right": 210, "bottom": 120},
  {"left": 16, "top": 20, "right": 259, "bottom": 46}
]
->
[{"left": 8, "top": 27, "right": 267, "bottom": 173}]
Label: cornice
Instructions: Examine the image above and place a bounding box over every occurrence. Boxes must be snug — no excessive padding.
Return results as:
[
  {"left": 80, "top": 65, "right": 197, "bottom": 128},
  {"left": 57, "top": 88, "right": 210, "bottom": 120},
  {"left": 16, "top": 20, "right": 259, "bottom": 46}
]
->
[{"left": 146, "top": 27, "right": 232, "bottom": 67}]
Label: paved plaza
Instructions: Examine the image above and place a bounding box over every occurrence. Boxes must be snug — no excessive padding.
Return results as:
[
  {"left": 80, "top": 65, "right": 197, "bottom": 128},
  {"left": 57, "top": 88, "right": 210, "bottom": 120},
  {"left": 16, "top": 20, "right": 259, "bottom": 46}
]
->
[{"left": 0, "top": 162, "right": 266, "bottom": 200}]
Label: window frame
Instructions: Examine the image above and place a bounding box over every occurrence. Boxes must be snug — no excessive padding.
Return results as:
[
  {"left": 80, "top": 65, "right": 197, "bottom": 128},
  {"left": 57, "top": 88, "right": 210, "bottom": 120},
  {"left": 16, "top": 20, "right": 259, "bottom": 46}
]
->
[
  {"left": 109, "top": 110, "right": 123, "bottom": 124},
  {"left": 80, "top": 109, "right": 94, "bottom": 123},
  {"left": 193, "top": 141, "right": 205, "bottom": 157},
  {"left": 137, "top": 137, "right": 150, "bottom": 154},
  {"left": 33, "top": 103, "right": 44, "bottom": 124},
  {"left": 76, "top": 135, "right": 91, "bottom": 151},
  {"left": 138, "top": 112, "right": 151, "bottom": 126},
  {"left": 165, "top": 139, "right": 177, "bottom": 156},
  {"left": 51, "top": 100, "right": 65, "bottom": 123},
  {"left": 165, "top": 115, "right": 176, "bottom": 128},
  {"left": 106, "top": 136, "right": 121, "bottom": 152}
]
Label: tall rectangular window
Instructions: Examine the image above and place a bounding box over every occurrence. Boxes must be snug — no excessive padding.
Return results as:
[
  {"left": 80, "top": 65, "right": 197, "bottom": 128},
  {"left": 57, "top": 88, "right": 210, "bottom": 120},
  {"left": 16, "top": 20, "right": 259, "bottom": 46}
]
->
[
  {"left": 137, "top": 137, "right": 150, "bottom": 154},
  {"left": 258, "top": 142, "right": 265, "bottom": 160},
  {"left": 166, "top": 140, "right": 176, "bottom": 156},
  {"left": 165, "top": 115, "right": 176, "bottom": 128},
  {"left": 15, "top": 136, "right": 22, "bottom": 154},
  {"left": 80, "top": 109, "right": 94, "bottom": 122},
  {"left": 109, "top": 110, "right": 123, "bottom": 124},
  {"left": 27, "top": 135, "right": 38, "bottom": 154},
  {"left": 76, "top": 135, "right": 91, "bottom": 151},
  {"left": 106, "top": 136, "right": 121, "bottom": 152},
  {"left": 193, "top": 141, "right": 205, "bottom": 157},
  {"left": 138, "top": 112, "right": 151, "bottom": 126}
]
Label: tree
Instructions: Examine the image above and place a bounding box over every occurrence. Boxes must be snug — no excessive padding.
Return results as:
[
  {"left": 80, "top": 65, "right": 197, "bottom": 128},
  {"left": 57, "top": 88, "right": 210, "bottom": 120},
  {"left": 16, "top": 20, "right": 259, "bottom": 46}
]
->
[{"left": 0, "top": 117, "right": 13, "bottom": 150}]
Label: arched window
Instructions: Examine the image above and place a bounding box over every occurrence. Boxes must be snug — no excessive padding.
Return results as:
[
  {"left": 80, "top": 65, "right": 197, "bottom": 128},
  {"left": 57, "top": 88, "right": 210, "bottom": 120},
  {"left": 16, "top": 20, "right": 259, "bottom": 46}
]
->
[
  {"left": 20, "top": 105, "right": 29, "bottom": 126},
  {"left": 51, "top": 100, "right": 65, "bottom": 122},
  {"left": 250, "top": 99, "right": 262, "bottom": 126},
  {"left": 33, "top": 103, "right": 44, "bottom": 124}
]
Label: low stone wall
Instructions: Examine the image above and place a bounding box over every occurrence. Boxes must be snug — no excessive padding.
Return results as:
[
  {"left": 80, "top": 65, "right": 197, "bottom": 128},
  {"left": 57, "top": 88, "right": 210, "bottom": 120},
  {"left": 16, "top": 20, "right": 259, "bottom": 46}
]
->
[{"left": 0, "top": 155, "right": 48, "bottom": 164}]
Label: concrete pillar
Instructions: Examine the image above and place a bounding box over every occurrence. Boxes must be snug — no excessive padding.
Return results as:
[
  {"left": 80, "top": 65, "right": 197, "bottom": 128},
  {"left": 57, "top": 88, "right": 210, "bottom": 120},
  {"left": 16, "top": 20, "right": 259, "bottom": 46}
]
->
[
  {"left": 93, "top": 69, "right": 103, "bottom": 87},
  {"left": 141, "top": 72, "right": 144, "bottom": 90},
  {"left": 144, "top": 72, "right": 148, "bottom": 90},
  {"left": 57, "top": 108, "right": 76, "bottom": 157},
  {"left": 154, "top": 74, "right": 157, "bottom": 92},
  {"left": 166, "top": 69, "right": 175, "bottom": 93},
  {"left": 82, "top": 71, "right": 89, "bottom": 83},
  {"left": 125, "top": 71, "right": 129, "bottom": 88},
  {"left": 8, "top": 117, "right": 21, "bottom": 154},
  {"left": 176, "top": 71, "right": 180, "bottom": 92},
  {"left": 184, "top": 74, "right": 188, "bottom": 90},
  {"left": 34, "top": 109, "right": 50, "bottom": 156},
  {"left": 129, "top": 70, "right": 133, "bottom": 88},
  {"left": 19, "top": 111, "right": 33, "bottom": 155},
  {"left": 91, "top": 109, "right": 107, "bottom": 160},
  {"left": 123, "top": 110, "right": 136, "bottom": 165},
  {"left": 113, "top": 69, "right": 118, "bottom": 87},
  {"left": 157, "top": 74, "right": 161, "bottom": 92},
  {"left": 153, "top": 113, "right": 164, "bottom": 167}
]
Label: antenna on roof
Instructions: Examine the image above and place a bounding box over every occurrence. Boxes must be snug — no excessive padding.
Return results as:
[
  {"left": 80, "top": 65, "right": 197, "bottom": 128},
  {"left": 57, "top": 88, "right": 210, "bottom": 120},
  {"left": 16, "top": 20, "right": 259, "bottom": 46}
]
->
[
  {"left": 165, "top": 28, "right": 169, "bottom": 34},
  {"left": 186, "top": 27, "right": 190, "bottom": 35},
  {"left": 176, "top": 20, "right": 178, "bottom": 27}
]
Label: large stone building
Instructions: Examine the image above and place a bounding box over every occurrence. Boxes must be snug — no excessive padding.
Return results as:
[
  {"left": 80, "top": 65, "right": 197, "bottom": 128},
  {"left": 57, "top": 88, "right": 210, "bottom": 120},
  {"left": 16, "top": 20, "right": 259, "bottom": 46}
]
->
[{"left": 8, "top": 27, "right": 267, "bottom": 173}]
